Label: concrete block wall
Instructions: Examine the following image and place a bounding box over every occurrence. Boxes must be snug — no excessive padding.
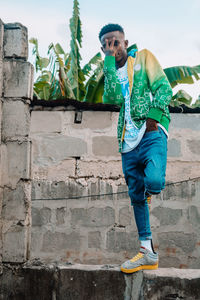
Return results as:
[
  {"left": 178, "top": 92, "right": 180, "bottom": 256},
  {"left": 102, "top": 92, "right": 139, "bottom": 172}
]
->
[
  {"left": 0, "top": 20, "right": 33, "bottom": 264},
  {"left": 0, "top": 17, "right": 199, "bottom": 269},
  {"left": 0, "top": 19, "right": 4, "bottom": 271},
  {"left": 30, "top": 109, "right": 200, "bottom": 268}
]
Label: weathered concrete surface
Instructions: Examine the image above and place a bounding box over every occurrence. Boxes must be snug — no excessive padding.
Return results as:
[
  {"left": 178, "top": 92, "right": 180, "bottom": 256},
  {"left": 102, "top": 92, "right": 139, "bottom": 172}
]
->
[
  {"left": 3, "top": 23, "right": 28, "bottom": 59},
  {"left": 0, "top": 20, "right": 3, "bottom": 269},
  {"left": 32, "top": 134, "right": 87, "bottom": 165},
  {"left": 2, "top": 100, "right": 30, "bottom": 140},
  {"left": 2, "top": 181, "right": 31, "bottom": 222},
  {"left": 31, "top": 177, "right": 200, "bottom": 268},
  {"left": 0, "top": 187, "right": 2, "bottom": 270},
  {"left": 0, "top": 20, "right": 32, "bottom": 264},
  {"left": 1, "top": 264, "right": 200, "bottom": 300},
  {"left": 0, "top": 20, "right": 4, "bottom": 99},
  {"left": 29, "top": 111, "right": 200, "bottom": 267},
  {"left": 92, "top": 136, "right": 120, "bottom": 157},
  {"left": 2, "top": 225, "right": 30, "bottom": 263},
  {"left": 143, "top": 268, "right": 200, "bottom": 300},
  {"left": 30, "top": 112, "right": 200, "bottom": 181},
  {"left": 31, "top": 111, "right": 62, "bottom": 133},
  {"left": 1, "top": 141, "right": 31, "bottom": 188},
  {"left": 3, "top": 60, "right": 34, "bottom": 99}
]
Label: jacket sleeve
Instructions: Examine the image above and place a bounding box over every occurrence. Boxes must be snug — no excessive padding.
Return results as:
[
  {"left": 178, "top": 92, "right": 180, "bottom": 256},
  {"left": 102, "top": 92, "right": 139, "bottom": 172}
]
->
[
  {"left": 103, "top": 56, "right": 124, "bottom": 106},
  {"left": 145, "top": 49, "right": 173, "bottom": 122}
]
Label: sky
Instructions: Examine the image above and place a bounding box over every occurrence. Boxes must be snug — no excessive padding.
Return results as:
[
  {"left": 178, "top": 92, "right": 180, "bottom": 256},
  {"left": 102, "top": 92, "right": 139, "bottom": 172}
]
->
[{"left": 1, "top": 0, "right": 200, "bottom": 100}]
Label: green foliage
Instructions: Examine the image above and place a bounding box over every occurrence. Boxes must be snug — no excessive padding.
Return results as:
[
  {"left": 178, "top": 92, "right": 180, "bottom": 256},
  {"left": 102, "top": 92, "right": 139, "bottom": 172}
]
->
[
  {"left": 170, "top": 90, "right": 192, "bottom": 107},
  {"left": 30, "top": 0, "right": 102, "bottom": 101},
  {"left": 164, "top": 65, "right": 200, "bottom": 88},
  {"left": 30, "top": 0, "right": 200, "bottom": 108},
  {"left": 163, "top": 65, "right": 200, "bottom": 107}
]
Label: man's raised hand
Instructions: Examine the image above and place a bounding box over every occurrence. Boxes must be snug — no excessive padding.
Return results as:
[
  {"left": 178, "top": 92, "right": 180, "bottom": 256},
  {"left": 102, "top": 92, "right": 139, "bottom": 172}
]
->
[{"left": 103, "top": 37, "right": 118, "bottom": 57}]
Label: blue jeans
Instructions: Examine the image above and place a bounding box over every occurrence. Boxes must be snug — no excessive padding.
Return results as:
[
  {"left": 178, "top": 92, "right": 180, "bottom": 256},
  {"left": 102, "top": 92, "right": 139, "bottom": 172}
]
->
[{"left": 121, "top": 127, "right": 167, "bottom": 240}]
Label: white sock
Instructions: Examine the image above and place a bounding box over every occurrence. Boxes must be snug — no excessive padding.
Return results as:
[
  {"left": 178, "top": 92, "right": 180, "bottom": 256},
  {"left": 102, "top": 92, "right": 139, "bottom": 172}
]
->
[{"left": 140, "top": 240, "right": 153, "bottom": 252}]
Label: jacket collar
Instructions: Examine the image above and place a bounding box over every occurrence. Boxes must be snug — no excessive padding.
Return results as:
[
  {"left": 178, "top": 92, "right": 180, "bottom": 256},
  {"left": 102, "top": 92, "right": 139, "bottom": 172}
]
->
[{"left": 127, "top": 44, "right": 138, "bottom": 58}]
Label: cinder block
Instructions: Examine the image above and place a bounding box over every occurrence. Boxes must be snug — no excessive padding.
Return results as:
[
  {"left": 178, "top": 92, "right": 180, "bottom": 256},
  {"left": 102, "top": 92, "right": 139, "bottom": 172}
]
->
[
  {"left": 106, "top": 229, "right": 139, "bottom": 252},
  {"left": 0, "top": 19, "right": 3, "bottom": 57},
  {"left": 4, "top": 23, "right": 28, "bottom": 59},
  {"left": 167, "top": 138, "right": 181, "bottom": 157},
  {"left": 72, "top": 111, "right": 112, "bottom": 130},
  {"left": 0, "top": 101, "right": 2, "bottom": 144},
  {"left": 31, "top": 180, "right": 86, "bottom": 202},
  {"left": 77, "top": 160, "right": 123, "bottom": 178},
  {"left": 2, "top": 100, "right": 30, "bottom": 139},
  {"left": 119, "top": 206, "right": 132, "bottom": 227},
  {"left": 152, "top": 207, "right": 182, "bottom": 226},
  {"left": 71, "top": 207, "right": 115, "bottom": 227},
  {"left": 3, "top": 60, "right": 34, "bottom": 99},
  {"left": 163, "top": 179, "right": 196, "bottom": 201},
  {"left": 30, "top": 111, "right": 62, "bottom": 133},
  {"left": 187, "top": 205, "right": 200, "bottom": 227},
  {"left": 56, "top": 207, "right": 66, "bottom": 225},
  {"left": 32, "top": 135, "right": 87, "bottom": 165},
  {"left": 92, "top": 136, "right": 119, "bottom": 157},
  {"left": 88, "top": 231, "right": 102, "bottom": 248},
  {"left": 42, "top": 230, "right": 81, "bottom": 252},
  {"left": 2, "top": 181, "right": 31, "bottom": 222},
  {"left": 158, "top": 232, "right": 197, "bottom": 255},
  {"left": 187, "top": 139, "right": 200, "bottom": 156},
  {"left": 0, "top": 187, "right": 3, "bottom": 261},
  {"left": 0, "top": 63, "right": 2, "bottom": 98},
  {"left": 1, "top": 141, "right": 31, "bottom": 188},
  {"left": 0, "top": 20, "right": 3, "bottom": 98},
  {"left": 32, "top": 207, "right": 51, "bottom": 226},
  {"left": 170, "top": 114, "right": 200, "bottom": 131},
  {"left": 116, "top": 184, "right": 128, "bottom": 200},
  {"left": 2, "top": 225, "right": 30, "bottom": 262},
  {"left": 166, "top": 161, "right": 200, "bottom": 182},
  {"left": 32, "top": 159, "right": 76, "bottom": 180},
  {"left": 89, "top": 180, "right": 114, "bottom": 201}
]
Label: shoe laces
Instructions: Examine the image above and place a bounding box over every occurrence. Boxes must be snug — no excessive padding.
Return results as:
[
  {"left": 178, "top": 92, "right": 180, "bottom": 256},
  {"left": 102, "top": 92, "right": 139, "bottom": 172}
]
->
[
  {"left": 147, "top": 195, "right": 152, "bottom": 211},
  {"left": 147, "top": 195, "right": 151, "bottom": 204},
  {"left": 130, "top": 252, "right": 144, "bottom": 262}
]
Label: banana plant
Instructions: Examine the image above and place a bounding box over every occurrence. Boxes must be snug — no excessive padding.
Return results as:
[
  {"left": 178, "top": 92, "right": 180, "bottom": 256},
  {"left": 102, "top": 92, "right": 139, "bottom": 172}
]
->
[
  {"left": 164, "top": 64, "right": 200, "bottom": 107},
  {"left": 87, "top": 61, "right": 200, "bottom": 107},
  {"left": 30, "top": 0, "right": 103, "bottom": 101},
  {"left": 48, "top": 42, "right": 75, "bottom": 99},
  {"left": 30, "top": 0, "right": 200, "bottom": 107}
]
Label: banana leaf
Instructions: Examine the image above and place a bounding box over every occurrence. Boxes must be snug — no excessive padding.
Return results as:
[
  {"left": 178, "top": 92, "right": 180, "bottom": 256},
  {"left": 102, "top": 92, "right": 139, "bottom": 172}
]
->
[
  {"left": 164, "top": 65, "right": 200, "bottom": 88},
  {"left": 30, "top": 38, "right": 50, "bottom": 72},
  {"left": 84, "top": 62, "right": 104, "bottom": 103},
  {"left": 170, "top": 89, "right": 193, "bottom": 107},
  {"left": 82, "top": 52, "right": 102, "bottom": 76}
]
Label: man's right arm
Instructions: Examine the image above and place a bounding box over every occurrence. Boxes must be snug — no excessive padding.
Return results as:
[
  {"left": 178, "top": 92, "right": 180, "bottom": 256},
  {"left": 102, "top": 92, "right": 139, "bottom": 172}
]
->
[{"left": 103, "top": 55, "right": 123, "bottom": 106}]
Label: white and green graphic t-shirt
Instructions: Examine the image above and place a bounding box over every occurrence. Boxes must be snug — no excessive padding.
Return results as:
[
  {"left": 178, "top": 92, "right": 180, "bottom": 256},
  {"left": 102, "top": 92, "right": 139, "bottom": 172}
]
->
[{"left": 116, "top": 61, "right": 146, "bottom": 153}]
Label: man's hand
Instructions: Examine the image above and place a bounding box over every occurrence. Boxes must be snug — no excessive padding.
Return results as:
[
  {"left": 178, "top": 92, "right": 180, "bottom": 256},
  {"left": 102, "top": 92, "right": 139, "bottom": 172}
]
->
[
  {"left": 146, "top": 118, "right": 158, "bottom": 132},
  {"left": 102, "top": 37, "right": 118, "bottom": 57}
]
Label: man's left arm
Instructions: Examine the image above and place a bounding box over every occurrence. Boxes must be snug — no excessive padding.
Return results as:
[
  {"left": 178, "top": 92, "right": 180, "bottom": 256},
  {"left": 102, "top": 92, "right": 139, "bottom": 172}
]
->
[{"left": 145, "top": 49, "right": 173, "bottom": 130}]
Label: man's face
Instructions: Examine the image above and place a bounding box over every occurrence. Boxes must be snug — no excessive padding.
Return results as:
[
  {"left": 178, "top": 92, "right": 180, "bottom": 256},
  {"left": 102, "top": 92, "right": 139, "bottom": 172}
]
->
[{"left": 100, "top": 31, "right": 128, "bottom": 66}]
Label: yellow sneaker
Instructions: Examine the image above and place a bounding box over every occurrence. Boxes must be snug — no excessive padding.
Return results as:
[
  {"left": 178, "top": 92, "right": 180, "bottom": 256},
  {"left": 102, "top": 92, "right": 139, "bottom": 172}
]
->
[{"left": 120, "top": 247, "right": 158, "bottom": 274}]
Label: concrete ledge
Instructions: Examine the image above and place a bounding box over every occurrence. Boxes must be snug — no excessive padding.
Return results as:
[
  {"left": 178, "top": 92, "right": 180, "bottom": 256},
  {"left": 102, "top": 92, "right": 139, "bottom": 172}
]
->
[{"left": 1, "top": 263, "right": 200, "bottom": 299}]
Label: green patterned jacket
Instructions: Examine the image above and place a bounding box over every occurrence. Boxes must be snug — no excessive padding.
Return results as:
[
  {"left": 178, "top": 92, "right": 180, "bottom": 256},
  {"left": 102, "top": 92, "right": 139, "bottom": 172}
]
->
[{"left": 103, "top": 48, "right": 173, "bottom": 152}]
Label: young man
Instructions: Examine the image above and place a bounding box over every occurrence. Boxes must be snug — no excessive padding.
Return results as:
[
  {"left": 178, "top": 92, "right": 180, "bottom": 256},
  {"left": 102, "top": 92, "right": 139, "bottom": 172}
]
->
[{"left": 99, "top": 24, "right": 172, "bottom": 273}]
